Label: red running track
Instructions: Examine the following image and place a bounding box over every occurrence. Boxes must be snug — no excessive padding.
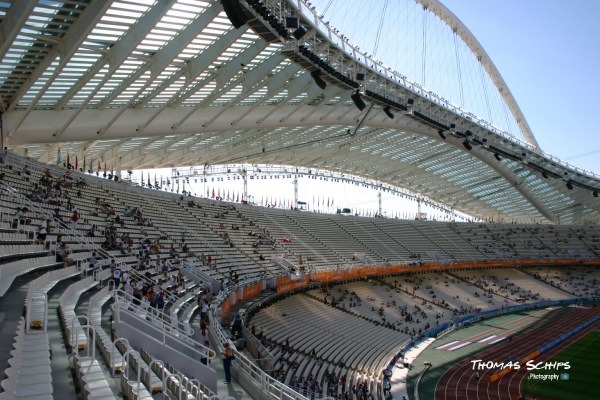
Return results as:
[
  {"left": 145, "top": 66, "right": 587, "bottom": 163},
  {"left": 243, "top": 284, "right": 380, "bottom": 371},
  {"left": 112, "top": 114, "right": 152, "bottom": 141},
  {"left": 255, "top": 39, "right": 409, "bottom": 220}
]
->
[
  {"left": 439, "top": 307, "right": 559, "bottom": 349},
  {"left": 435, "top": 306, "right": 600, "bottom": 400}
]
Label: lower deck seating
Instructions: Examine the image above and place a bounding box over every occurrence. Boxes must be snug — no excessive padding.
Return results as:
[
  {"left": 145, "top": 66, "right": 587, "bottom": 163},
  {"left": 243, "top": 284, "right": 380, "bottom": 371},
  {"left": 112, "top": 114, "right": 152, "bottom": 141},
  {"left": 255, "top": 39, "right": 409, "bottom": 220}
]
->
[
  {"left": 0, "top": 255, "right": 61, "bottom": 297},
  {"left": 0, "top": 318, "right": 52, "bottom": 400}
]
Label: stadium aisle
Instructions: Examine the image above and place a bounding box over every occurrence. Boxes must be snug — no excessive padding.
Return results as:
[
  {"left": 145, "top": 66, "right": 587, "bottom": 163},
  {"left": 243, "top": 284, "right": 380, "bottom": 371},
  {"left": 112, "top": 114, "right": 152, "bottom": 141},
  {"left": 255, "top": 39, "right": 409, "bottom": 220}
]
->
[
  {"left": 0, "top": 276, "right": 30, "bottom": 381},
  {"left": 191, "top": 313, "right": 249, "bottom": 399}
]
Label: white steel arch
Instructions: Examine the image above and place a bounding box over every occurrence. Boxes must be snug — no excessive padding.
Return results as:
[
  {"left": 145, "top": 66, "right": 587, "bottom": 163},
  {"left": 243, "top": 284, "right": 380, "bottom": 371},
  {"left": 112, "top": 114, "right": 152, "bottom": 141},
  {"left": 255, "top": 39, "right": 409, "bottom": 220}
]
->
[{"left": 413, "top": 0, "right": 540, "bottom": 149}]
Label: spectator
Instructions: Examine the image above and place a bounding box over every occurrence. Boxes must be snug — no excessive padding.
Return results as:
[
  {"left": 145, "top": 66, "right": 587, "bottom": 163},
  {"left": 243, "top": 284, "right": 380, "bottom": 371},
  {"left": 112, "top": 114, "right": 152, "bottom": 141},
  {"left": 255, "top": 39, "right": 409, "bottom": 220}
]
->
[
  {"left": 70, "top": 210, "right": 79, "bottom": 231},
  {"left": 111, "top": 265, "right": 121, "bottom": 290},
  {"left": 36, "top": 218, "right": 50, "bottom": 243},
  {"left": 221, "top": 342, "right": 234, "bottom": 384},
  {"left": 200, "top": 340, "right": 212, "bottom": 365},
  {"left": 12, "top": 207, "right": 30, "bottom": 229},
  {"left": 156, "top": 291, "right": 165, "bottom": 314},
  {"left": 88, "top": 251, "right": 99, "bottom": 270},
  {"left": 56, "top": 243, "right": 74, "bottom": 266},
  {"left": 231, "top": 314, "right": 243, "bottom": 339},
  {"left": 86, "top": 225, "right": 96, "bottom": 237}
]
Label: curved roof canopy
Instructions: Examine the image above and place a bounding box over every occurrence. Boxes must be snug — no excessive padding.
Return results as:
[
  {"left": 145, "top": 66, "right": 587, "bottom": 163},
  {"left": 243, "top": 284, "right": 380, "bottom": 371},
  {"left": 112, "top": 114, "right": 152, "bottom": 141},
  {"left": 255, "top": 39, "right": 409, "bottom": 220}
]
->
[{"left": 0, "top": 0, "right": 599, "bottom": 224}]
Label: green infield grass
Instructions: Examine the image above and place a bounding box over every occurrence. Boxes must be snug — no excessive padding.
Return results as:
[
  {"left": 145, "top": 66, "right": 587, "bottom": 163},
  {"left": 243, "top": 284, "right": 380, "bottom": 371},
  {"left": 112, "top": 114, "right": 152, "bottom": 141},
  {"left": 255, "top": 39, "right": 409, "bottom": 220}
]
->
[{"left": 522, "top": 329, "right": 600, "bottom": 400}]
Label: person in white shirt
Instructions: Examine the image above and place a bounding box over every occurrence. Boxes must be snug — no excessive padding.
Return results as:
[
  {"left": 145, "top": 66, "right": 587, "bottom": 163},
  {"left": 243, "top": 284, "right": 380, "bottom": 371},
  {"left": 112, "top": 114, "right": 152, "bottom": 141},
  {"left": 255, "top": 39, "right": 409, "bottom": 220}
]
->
[
  {"left": 121, "top": 270, "right": 129, "bottom": 287},
  {"left": 36, "top": 218, "right": 49, "bottom": 243},
  {"left": 112, "top": 266, "right": 121, "bottom": 289},
  {"left": 201, "top": 302, "right": 210, "bottom": 320}
]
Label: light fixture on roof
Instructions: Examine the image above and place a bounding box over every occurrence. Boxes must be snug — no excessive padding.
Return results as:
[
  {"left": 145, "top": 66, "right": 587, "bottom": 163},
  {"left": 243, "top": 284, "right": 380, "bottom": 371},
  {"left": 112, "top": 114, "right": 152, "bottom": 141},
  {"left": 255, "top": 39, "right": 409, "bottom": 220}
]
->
[
  {"left": 405, "top": 98, "right": 414, "bottom": 115},
  {"left": 310, "top": 69, "right": 326, "bottom": 90},
  {"left": 383, "top": 106, "right": 394, "bottom": 119},
  {"left": 437, "top": 130, "right": 446, "bottom": 140},
  {"left": 462, "top": 140, "right": 472, "bottom": 151},
  {"left": 566, "top": 181, "right": 574, "bottom": 190},
  {"left": 593, "top": 191, "right": 598, "bottom": 197},
  {"left": 285, "top": 17, "right": 299, "bottom": 28},
  {"left": 351, "top": 91, "right": 366, "bottom": 111},
  {"left": 494, "top": 153, "right": 502, "bottom": 161},
  {"left": 222, "top": 0, "right": 249, "bottom": 29},
  {"left": 293, "top": 26, "right": 307, "bottom": 40}
]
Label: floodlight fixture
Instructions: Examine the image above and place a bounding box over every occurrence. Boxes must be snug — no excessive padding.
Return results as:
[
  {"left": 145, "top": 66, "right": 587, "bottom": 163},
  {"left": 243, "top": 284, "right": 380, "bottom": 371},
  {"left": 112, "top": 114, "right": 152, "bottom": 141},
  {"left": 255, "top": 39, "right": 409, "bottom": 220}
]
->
[
  {"left": 285, "top": 17, "right": 299, "bottom": 28},
  {"left": 383, "top": 106, "right": 394, "bottom": 119},
  {"left": 351, "top": 91, "right": 366, "bottom": 111},
  {"left": 293, "top": 26, "right": 307, "bottom": 40},
  {"left": 566, "top": 181, "right": 574, "bottom": 190},
  {"left": 311, "top": 69, "right": 326, "bottom": 89}
]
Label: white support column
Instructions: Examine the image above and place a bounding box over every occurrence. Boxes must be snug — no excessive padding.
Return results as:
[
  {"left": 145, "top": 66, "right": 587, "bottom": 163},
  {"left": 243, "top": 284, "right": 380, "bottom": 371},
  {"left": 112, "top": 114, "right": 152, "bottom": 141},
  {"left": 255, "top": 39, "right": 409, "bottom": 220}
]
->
[
  {"left": 293, "top": 178, "right": 298, "bottom": 208},
  {"left": 116, "top": 157, "right": 122, "bottom": 178},
  {"left": 243, "top": 169, "right": 248, "bottom": 201}
]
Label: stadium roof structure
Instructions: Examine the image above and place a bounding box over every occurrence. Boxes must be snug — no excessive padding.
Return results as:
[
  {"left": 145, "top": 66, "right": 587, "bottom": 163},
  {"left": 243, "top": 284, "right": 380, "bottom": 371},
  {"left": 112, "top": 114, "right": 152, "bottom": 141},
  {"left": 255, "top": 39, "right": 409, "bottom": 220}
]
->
[{"left": 1, "top": 0, "right": 599, "bottom": 225}]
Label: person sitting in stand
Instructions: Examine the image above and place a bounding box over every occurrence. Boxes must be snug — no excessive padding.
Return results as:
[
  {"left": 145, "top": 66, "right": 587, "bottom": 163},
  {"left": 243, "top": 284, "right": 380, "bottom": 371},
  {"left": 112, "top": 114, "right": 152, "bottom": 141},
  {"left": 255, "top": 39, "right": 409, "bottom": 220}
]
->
[
  {"left": 114, "top": 215, "right": 125, "bottom": 227},
  {"left": 56, "top": 243, "right": 74, "bottom": 266},
  {"left": 231, "top": 314, "right": 243, "bottom": 339},
  {"left": 86, "top": 225, "right": 96, "bottom": 237},
  {"left": 36, "top": 218, "right": 50, "bottom": 244},
  {"left": 169, "top": 244, "right": 178, "bottom": 258},
  {"left": 12, "top": 207, "right": 31, "bottom": 229}
]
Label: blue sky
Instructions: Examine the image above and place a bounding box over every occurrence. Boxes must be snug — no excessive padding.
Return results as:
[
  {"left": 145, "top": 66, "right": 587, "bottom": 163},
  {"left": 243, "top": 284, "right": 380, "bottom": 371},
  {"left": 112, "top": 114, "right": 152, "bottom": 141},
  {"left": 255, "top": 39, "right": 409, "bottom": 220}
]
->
[{"left": 441, "top": 0, "right": 600, "bottom": 173}]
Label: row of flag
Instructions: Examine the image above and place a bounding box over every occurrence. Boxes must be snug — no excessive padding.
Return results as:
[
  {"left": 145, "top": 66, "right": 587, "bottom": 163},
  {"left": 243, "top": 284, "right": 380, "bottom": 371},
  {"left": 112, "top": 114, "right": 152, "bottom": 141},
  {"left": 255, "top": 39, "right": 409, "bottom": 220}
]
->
[
  {"left": 56, "top": 148, "right": 113, "bottom": 177},
  {"left": 56, "top": 147, "right": 465, "bottom": 222}
]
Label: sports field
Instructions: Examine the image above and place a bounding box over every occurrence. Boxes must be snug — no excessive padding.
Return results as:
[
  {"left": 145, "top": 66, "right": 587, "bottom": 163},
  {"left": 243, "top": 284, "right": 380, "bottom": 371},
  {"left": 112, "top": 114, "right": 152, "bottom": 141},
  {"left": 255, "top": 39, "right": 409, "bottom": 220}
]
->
[
  {"left": 406, "top": 305, "right": 600, "bottom": 399},
  {"left": 521, "top": 329, "right": 600, "bottom": 400},
  {"left": 407, "top": 307, "right": 569, "bottom": 399}
]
